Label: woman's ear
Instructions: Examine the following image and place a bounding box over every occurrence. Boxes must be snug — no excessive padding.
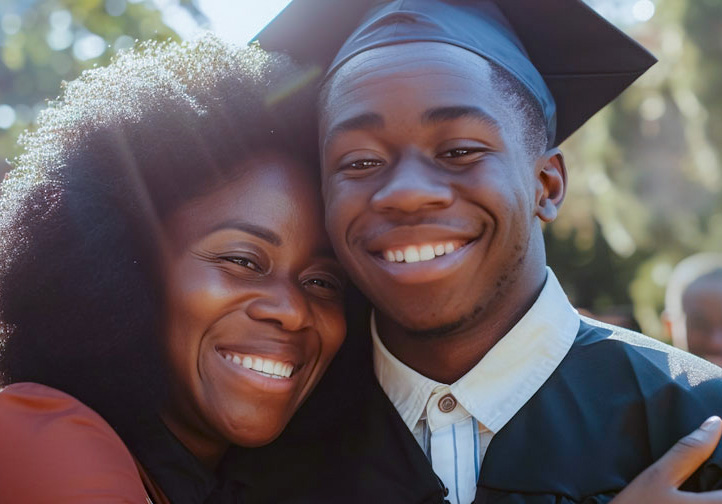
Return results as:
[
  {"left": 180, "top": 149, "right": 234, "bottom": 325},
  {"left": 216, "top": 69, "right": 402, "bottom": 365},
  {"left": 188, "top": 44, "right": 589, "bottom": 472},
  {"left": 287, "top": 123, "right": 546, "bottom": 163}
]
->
[{"left": 535, "top": 147, "right": 567, "bottom": 223}]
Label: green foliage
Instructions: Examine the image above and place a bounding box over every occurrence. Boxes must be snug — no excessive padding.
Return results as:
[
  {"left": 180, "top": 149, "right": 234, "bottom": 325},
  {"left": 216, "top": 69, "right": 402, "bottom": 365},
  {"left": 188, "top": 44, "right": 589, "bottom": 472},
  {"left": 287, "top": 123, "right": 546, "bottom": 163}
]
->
[
  {"left": 549, "top": 0, "right": 722, "bottom": 340},
  {"left": 0, "top": 0, "right": 197, "bottom": 175}
]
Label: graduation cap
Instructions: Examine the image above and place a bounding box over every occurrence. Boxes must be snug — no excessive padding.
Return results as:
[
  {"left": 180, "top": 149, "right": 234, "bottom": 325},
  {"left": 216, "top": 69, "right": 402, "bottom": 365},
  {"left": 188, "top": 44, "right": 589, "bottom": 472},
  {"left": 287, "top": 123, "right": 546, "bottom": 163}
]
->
[{"left": 254, "top": 0, "right": 656, "bottom": 146}]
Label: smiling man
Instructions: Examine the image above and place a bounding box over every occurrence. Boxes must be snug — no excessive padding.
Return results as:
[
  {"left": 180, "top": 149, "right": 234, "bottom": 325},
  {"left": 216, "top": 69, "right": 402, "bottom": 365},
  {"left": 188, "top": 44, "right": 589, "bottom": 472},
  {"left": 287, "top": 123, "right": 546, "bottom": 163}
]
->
[{"left": 236, "top": 1, "right": 722, "bottom": 502}]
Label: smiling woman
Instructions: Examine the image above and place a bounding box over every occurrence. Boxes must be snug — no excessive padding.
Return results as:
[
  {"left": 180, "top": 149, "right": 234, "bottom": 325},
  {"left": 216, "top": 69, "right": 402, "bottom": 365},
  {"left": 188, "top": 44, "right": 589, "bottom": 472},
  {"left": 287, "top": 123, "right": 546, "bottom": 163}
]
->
[{"left": 0, "top": 33, "right": 344, "bottom": 502}]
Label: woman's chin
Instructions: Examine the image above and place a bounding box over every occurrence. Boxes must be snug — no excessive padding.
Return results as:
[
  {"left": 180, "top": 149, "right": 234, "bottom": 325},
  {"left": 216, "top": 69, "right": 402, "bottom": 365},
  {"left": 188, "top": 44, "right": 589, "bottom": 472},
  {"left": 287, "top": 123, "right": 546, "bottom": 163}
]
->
[
  {"left": 214, "top": 408, "right": 292, "bottom": 448},
  {"left": 226, "top": 422, "right": 287, "bottom": 448}
]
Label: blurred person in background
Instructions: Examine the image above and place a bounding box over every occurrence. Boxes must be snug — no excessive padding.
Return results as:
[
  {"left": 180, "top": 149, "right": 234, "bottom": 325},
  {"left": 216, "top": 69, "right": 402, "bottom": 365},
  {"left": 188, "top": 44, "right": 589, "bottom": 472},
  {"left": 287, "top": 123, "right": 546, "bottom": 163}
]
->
[{"left": 664, "top": 253, "right": 722, "bottom": 367}]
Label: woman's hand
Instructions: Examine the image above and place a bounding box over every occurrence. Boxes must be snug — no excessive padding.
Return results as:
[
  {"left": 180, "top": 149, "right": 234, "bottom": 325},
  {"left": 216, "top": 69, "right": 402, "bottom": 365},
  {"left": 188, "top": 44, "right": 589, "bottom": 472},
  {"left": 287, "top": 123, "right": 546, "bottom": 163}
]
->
[{"left": 612, "top": 416, "right": 722, "bottom": 503}]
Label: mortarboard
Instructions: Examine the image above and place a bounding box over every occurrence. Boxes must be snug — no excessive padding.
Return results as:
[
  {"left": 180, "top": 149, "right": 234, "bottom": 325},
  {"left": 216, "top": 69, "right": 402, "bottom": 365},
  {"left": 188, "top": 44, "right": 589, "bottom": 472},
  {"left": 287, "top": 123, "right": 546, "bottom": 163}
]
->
[{"left": 254, "top": 0, "right": 657, "bottom": 146}]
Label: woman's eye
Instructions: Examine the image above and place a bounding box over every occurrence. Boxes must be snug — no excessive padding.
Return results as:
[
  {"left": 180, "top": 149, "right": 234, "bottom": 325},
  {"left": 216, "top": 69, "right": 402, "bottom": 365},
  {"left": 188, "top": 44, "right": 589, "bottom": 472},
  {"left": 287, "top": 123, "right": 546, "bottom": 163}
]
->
[
  {"left": 341, "top": 159, "right": 384, "bottom": 171},
  {"left": 303, "top": 276, "right": 344, "bottom": 299},
  {"left": 222, "top": 256, "right": 262, "bottom": 272}
]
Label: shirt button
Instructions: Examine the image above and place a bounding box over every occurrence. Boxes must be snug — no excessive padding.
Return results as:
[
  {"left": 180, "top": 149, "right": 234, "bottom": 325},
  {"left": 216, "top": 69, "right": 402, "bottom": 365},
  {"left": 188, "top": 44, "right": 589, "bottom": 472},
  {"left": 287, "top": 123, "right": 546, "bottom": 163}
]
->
[{"left": 438, "top": 393, "right": 457, "bottom": 413}]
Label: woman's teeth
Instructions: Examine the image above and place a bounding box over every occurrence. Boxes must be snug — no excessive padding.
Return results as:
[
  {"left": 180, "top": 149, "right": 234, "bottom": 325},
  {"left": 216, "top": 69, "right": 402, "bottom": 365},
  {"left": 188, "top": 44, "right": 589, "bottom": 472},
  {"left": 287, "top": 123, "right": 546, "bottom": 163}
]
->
[
  {"left": 382, "top": 241, "right": 463, "bottom": 263},
  {"left": 221, "top": 351, "right": 294, "bottom": 379}
]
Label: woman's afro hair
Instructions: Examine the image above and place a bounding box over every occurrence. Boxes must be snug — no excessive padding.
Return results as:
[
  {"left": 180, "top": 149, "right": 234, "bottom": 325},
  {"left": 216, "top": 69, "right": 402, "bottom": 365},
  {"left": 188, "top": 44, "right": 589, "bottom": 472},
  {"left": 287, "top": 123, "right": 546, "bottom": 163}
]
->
[{"left": 0, "top": 33, "right": 319, "bottom": 440}]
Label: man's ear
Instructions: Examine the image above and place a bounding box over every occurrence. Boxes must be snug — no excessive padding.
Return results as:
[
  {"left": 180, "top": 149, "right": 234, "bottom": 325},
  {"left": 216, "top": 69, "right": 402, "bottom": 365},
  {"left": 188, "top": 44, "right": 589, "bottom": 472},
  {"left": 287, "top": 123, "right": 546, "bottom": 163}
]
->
[{"left": 535, "top": 148, "right": 567, "bottom": 223}]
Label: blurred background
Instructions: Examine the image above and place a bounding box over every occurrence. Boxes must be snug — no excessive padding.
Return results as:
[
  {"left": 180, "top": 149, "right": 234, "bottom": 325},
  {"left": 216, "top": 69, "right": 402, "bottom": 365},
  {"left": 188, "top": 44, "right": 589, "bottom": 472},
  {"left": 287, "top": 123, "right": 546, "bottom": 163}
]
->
[{"left": 0, "top": 0, "right": 720, "bottom": 341}]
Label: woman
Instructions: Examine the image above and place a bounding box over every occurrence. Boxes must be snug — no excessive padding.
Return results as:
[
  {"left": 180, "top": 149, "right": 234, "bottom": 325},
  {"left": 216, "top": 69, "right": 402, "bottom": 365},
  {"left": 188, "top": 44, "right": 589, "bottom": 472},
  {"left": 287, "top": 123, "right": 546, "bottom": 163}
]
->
[{"left": 0, "top": 34, "right": 344, "bottom": 502}]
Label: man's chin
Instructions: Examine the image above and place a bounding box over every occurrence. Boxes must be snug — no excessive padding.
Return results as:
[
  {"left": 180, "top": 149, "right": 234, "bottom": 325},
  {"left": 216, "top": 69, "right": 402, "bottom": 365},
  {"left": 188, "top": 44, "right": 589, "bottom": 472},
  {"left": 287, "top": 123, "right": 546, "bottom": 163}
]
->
[{"left": 380, "top": 302, "right": 485, "bottom": 340}]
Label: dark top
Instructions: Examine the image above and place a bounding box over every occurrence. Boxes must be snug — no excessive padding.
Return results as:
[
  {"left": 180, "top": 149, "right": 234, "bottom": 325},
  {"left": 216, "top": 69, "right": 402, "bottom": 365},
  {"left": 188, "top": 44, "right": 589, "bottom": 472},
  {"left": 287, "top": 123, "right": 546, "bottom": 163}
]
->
[
  {"left": 131, "top": 417, "right": 246, "bottom": 504},
  {"left": 223, "top": 298, "right": 722, "bottom": 503}
]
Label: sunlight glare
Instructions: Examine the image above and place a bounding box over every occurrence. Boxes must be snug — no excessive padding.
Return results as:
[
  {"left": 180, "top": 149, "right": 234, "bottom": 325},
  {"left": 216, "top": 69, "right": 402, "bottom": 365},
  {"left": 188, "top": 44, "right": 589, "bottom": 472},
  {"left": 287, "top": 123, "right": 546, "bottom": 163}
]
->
[{"left": 197, "top": 0, "right": 292, "bottom": 45}]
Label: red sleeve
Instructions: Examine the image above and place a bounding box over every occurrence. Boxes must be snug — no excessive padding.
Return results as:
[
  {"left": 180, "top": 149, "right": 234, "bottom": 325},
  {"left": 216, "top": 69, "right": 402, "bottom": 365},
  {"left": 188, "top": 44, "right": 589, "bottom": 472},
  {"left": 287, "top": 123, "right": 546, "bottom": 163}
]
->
[{"left": 0, "top": 382, "right": 149, "bottom": 503}]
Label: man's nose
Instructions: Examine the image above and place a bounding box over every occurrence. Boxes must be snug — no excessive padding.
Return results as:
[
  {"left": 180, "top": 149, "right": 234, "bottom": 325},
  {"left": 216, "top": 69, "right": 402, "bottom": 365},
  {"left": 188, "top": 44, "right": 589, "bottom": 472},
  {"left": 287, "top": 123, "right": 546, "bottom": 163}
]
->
[
  {"left": 246, "top": 283, "right": 313, "bottom": 332},
  {"left": 370, "top": 155, "right": 454, "bottom": 214}
]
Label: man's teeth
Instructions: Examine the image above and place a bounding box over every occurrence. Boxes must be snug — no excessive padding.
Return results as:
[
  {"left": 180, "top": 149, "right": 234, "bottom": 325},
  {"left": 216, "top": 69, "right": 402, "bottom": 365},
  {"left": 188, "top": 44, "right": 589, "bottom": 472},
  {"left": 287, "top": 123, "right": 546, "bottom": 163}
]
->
[
  {"left": 382, "top": 242, "right": 460, "bottom": 263},
  {"left": 222, "top": 352, "right": 293, "bottom": 379}
]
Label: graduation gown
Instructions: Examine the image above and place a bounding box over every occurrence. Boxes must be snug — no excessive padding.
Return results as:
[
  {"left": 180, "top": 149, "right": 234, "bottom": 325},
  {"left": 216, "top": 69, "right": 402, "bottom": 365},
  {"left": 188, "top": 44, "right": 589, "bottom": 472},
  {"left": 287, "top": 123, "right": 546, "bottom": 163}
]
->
[{"left": 225, "top": 297, "right": 722, "bottom": 503}]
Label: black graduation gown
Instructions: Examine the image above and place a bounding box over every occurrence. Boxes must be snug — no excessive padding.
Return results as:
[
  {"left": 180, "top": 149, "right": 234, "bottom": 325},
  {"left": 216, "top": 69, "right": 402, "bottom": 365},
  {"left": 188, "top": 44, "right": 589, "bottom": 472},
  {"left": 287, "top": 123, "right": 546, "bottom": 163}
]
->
[{"left": 224, "top": 297, "right": 722, "bottom": 503}]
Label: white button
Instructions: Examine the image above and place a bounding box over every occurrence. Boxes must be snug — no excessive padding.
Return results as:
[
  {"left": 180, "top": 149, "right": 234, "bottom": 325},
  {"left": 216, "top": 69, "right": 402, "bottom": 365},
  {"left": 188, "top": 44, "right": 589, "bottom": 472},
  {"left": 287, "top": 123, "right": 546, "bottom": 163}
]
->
[{"left": 438, "top": 393, "right": 457, "bottom": 413}]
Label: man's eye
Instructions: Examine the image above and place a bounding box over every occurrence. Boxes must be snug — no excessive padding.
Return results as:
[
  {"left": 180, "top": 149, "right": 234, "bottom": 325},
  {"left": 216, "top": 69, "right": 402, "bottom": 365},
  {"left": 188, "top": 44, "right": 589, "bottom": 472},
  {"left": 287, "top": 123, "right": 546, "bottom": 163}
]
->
[
  {"left": 341, "top": 159, "right": 384, "bottom": 171},
  {"left": 222, "top": 256, "right": 262, "bottom": 272},
  {"left": 438, "top": 148, "right": 486, "bottom": 159}
]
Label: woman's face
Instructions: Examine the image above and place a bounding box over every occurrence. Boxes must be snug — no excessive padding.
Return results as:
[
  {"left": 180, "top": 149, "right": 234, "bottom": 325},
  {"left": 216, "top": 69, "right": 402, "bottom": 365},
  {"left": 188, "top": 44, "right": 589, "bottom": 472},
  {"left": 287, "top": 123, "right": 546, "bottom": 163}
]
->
[{"left": 160, "top": 153, "right": 346, "bottom": 460}]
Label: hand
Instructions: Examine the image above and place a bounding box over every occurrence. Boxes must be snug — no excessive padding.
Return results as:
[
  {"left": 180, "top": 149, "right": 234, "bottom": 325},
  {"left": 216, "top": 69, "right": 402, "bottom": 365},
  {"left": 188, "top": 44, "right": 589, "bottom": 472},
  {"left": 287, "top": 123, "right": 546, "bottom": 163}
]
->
[{"left": 612, "top": 416, "right": 722, "bottom": 503}]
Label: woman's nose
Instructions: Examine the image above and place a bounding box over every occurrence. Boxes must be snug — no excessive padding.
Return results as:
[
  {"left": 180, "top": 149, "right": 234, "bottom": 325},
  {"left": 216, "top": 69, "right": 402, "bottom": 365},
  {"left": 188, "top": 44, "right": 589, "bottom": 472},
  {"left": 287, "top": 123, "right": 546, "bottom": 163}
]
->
[
  {"left": 245, "top": 283, "right": 313, "bottom": 332},
  {"left": 370, "top": 157, "right": 454, "bottom": 214}
]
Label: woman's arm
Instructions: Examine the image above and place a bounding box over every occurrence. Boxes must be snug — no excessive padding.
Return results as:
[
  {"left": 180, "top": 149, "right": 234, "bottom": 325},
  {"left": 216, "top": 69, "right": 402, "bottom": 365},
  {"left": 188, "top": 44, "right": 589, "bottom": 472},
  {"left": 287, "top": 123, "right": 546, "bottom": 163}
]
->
[{"left": 0, "top": 382, "right": 150, "bottom": 503}]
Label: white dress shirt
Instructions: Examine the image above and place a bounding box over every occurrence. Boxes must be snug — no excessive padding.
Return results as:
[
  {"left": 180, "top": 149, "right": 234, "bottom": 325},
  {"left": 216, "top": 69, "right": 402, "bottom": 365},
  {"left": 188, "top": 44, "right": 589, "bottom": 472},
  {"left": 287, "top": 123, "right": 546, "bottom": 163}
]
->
[{"left": 372, "top": 268, "right": 580, "bottom": 504}]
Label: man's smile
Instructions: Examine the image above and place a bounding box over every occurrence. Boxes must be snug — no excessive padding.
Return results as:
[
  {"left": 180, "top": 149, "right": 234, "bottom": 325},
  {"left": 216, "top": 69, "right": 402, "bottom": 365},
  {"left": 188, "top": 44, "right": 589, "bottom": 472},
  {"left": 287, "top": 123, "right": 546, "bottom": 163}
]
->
[
  {"left": 378, "top": 240, "right": 471, "bottom": 263},
  {"left": 358, "top": 227, "right": 485, "bottom": 285}
]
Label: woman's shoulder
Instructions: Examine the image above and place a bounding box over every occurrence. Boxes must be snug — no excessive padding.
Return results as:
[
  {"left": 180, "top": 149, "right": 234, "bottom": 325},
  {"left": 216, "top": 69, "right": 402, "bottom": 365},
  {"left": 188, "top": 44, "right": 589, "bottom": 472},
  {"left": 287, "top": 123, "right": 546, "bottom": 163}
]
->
[{"left": 0, "top": 382, "right": 150, "bottom": 503}]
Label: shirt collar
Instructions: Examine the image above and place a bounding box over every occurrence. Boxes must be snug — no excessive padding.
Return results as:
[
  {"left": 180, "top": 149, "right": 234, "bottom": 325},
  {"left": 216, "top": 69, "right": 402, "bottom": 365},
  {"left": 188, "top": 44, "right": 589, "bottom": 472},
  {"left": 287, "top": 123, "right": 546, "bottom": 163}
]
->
[{"left": 372, "top": 267, "right": 580, "bottom": 434}]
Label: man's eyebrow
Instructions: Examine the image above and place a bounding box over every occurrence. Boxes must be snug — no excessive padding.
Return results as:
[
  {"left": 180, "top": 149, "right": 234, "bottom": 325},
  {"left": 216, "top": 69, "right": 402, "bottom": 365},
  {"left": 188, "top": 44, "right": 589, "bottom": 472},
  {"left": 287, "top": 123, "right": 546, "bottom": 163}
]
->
[
  {"left": 422, "top": 105, "right": 501, "bottom": 133},
  {"left": 211, "top": 220, "right": 282, "bottom": 246},
  {"left": 325, "top": 112, "right": 384, "bottom": 146}
]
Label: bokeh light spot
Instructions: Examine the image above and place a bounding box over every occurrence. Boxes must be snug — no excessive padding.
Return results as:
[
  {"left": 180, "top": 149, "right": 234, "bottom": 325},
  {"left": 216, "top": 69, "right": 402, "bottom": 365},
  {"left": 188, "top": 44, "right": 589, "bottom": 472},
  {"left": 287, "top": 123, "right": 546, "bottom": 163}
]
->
[
  {"left": 1, "top": 13, "right": 21, "bottom": 35},
  {"left": 49, "top": 10, "right": 72, "bottom": 31},
  {"left": 73, "top": 32, "right": 106, "bottom": 61},
  {"left": 47, "top": 29, "right": 74, "bottom": 51},
  {"left": 113, "top": 34, "right": 135, "bottom": 52},
  {"left": 0, "top": 105, "right": 17, "bottom": 130},
  {"left": 106, "top": 0, "right": 128, "bottom": 17},
  {"left": 632, "top": 0, "right": 655, "bottom": 22}
]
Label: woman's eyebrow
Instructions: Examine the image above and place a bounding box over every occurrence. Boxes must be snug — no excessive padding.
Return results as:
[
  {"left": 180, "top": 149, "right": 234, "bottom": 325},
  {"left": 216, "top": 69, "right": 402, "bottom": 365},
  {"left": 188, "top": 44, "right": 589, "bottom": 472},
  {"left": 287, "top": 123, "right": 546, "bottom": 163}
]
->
[{"left": 211, "top": 220, "right": 282, "bottom": 246}]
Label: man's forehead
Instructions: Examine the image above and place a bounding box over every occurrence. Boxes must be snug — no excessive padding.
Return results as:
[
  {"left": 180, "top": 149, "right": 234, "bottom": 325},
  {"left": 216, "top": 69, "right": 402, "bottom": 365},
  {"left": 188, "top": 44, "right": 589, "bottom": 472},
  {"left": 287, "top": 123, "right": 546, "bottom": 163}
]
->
[
  {"left": 324, "top": 43, "right": 495, "bottom": 117},
  {"left": 332, "top": 42, "right": 493, "bottom": 89}
]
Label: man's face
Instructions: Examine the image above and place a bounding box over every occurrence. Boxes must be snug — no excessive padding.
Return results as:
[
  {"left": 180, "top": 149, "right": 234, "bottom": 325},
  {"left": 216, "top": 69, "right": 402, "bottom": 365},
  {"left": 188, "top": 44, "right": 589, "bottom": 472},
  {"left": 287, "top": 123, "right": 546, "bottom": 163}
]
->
[{"left": 320, "top": 42, "right": 563, "bottom": 333}]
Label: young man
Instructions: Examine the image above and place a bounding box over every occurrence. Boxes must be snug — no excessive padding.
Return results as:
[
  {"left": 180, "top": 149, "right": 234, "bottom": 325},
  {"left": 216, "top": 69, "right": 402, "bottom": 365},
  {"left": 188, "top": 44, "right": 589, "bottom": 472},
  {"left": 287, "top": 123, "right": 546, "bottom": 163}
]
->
[{"left": 230, "top": 1, "right": 722, "bottom": 502}]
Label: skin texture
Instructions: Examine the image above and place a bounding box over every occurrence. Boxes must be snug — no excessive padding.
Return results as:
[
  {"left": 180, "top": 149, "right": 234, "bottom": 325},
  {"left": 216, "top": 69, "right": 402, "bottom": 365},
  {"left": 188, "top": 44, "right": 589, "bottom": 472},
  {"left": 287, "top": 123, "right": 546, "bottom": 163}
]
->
[
  {"left": 681, "top": 275, "right": 722, "bottom": 367},
  {"left": 320, "top": 42, "right": 565, "bottom": 383},
  {"left": 160, "top": 153, "right": 346, "bottom": 468}
]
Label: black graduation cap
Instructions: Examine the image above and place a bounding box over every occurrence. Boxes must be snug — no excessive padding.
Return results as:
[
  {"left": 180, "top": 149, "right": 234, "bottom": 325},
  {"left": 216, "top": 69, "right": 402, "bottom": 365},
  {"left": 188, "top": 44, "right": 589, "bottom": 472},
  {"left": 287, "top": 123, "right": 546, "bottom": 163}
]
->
[{"left": 254, "top": 0, "right": 656, "bottom": 146}]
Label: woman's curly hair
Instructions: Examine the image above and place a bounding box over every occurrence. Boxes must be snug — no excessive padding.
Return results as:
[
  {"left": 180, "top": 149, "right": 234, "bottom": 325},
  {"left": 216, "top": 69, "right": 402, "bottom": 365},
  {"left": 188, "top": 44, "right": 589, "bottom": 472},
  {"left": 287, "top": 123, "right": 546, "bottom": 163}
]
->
[{"left": 0, "top": 33, "right": 319, "bottom": 440}]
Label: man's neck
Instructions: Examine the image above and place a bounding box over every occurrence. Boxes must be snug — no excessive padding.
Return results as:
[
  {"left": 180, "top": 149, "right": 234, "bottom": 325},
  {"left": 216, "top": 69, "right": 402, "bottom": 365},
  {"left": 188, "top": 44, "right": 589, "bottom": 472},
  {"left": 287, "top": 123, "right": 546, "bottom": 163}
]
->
[{"left": 375, "top": 270, "right": 547, "bottom": 384}]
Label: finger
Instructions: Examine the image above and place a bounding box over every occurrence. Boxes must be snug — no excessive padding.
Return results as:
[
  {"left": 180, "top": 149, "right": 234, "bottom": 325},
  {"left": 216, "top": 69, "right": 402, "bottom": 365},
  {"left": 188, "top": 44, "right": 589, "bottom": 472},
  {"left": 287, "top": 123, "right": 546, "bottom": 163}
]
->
[
  {"left": 673, "top": 489, "right": 722, "bottom": 504},
  {"left": 654, "top": 416, "right": 722, "bottom": 488}
]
